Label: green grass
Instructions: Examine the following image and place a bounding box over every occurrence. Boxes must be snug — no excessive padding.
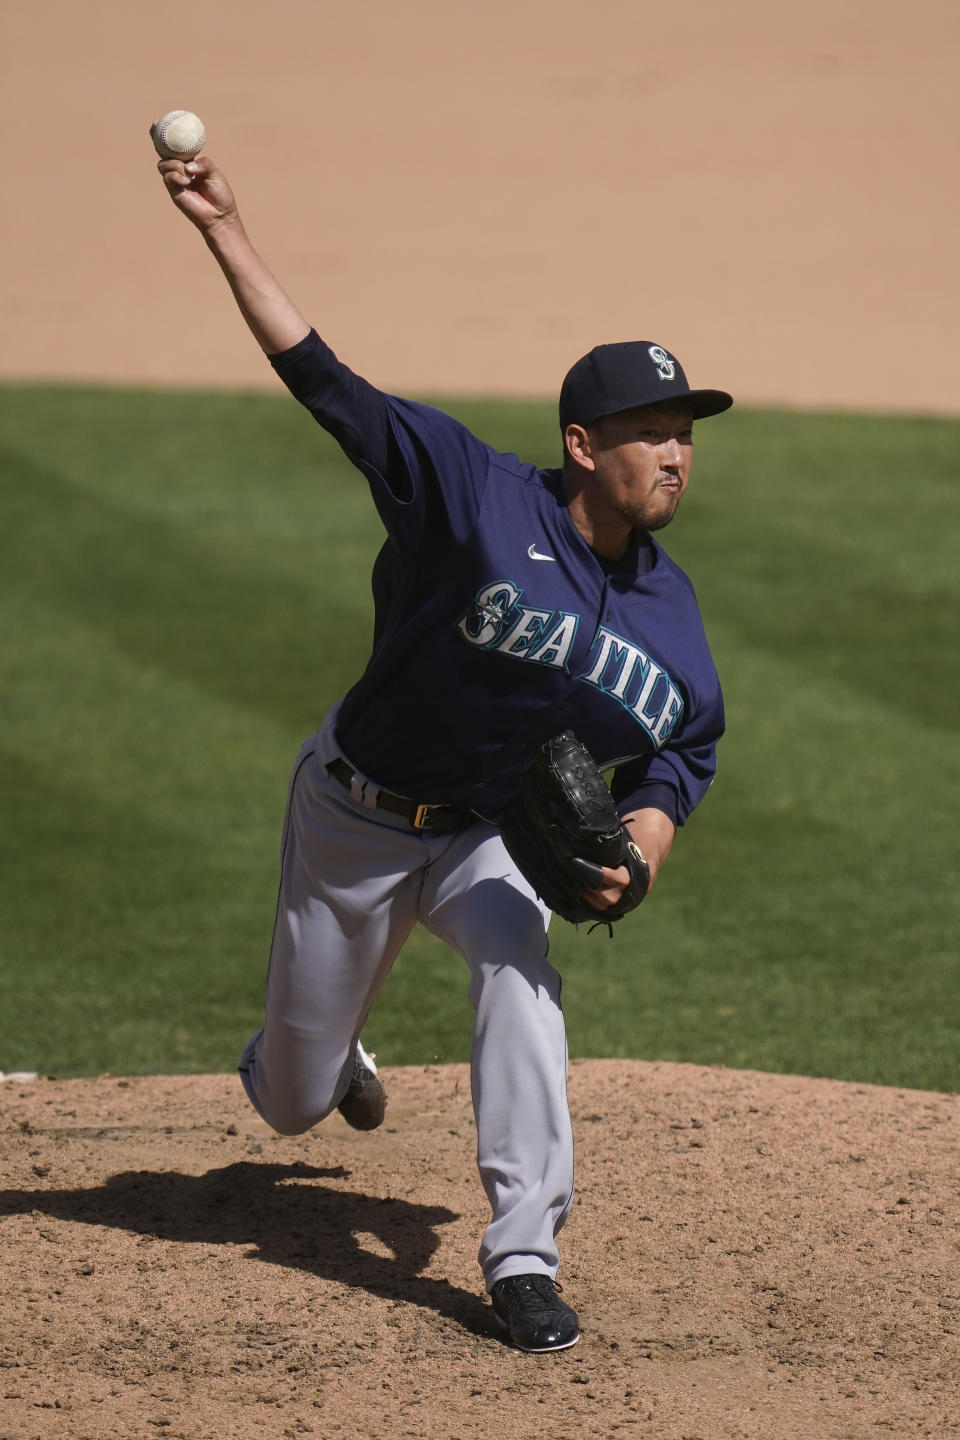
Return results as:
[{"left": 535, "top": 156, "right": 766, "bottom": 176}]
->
[{"left": 1, "top": 385, "right": 957, "bottom": 1090}]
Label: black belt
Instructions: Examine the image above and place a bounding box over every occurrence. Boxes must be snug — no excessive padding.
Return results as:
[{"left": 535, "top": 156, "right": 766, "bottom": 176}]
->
[{"left": 326, "top": 757, "right": 471, "bottom": 834}]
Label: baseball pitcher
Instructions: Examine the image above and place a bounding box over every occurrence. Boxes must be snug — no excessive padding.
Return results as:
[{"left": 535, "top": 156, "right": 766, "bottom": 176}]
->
[{"left": 156, "top": 149, "right": 731, "bottom": 1352}]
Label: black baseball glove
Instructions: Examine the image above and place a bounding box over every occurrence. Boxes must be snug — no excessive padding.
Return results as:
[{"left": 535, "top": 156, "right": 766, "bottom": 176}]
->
[{"left": 499, "top": 732, "right": 651, "bottom": 925}]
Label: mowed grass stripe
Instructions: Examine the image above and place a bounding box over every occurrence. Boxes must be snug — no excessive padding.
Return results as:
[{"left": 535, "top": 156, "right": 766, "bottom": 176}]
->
[
  {"left": 0, "top": 384, "right": 957, "bottom": 1088},
  {"left": 0, "top": 599, "right": 295, "bottom": 1074},
  {"left": 2, "top": 447, "right": 372, "bottom": 731}
]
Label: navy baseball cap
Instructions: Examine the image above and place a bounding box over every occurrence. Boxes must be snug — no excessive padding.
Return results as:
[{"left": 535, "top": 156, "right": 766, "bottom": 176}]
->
[{"left": 559, "top": 341, "right": 733, "bottom": 430}]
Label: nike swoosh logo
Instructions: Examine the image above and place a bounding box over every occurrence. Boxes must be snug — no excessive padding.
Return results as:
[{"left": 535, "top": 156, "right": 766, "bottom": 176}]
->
[{"left": 528, "top": 544, "right": 556, "bottom": 562}]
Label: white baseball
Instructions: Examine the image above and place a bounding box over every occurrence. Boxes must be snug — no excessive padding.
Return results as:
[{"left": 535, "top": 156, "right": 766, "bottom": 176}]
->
[{"left": 151, "top": 110, "right": 206, "bottom": 160}]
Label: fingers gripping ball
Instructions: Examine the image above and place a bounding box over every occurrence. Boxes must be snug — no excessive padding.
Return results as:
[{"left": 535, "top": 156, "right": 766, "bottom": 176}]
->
[
  {"left": 499, "top": 732, "right": 651, "bottom": 926},
  {"left": 150, "top": 110, "right": 206, "bottom": 160}
]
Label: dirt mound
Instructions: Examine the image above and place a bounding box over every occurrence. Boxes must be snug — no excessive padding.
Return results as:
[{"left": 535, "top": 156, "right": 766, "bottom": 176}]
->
[{"left": 1, "top": 1061, "right": 956, "bottom": 1439}]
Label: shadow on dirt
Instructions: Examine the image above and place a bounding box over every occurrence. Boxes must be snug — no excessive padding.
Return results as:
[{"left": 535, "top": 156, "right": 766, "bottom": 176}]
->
[{"left": 0, "top": 1160, "right": 493, "bottom": 1336}]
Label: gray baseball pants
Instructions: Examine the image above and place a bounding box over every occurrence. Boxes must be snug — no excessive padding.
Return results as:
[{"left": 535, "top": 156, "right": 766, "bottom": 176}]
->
[{"left": 239, "top": 709, "right": 574, "bottom": 1290}]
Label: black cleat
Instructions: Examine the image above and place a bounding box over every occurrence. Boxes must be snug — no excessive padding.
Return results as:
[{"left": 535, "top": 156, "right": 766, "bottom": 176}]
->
[
  {"left": 336, "top": 1043, "right": 386, "bottom": 1131},
  {"left": 490, "top": 1273, "right": 580, "bottom": 1352}
]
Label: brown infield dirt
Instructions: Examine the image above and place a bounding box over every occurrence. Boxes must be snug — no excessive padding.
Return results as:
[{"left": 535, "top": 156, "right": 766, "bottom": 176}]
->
[
  {"left": 1, "top": 1064, "right": 958, "bottom": 1440},
  {"left": 3, "top": 0, "right": 959, "bottom": 1434},
  {"left": 2, "top": 0, "right": 958, "bottom": 412}
]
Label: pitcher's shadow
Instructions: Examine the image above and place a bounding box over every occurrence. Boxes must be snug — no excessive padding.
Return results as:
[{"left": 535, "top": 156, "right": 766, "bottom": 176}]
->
[{"left": 0, "top": 1161, "right": 492, "bottom": 1335}]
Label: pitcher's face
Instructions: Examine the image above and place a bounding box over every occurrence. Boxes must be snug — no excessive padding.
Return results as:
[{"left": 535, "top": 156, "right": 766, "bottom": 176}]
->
[{"left": 585, "top": 402, "right": 695, "bottom": 533}]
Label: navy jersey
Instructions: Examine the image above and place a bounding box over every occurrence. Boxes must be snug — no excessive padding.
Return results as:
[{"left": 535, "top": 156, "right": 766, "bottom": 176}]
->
[{"left": 271, "top": 330, "right": 724, "bottom": 826}]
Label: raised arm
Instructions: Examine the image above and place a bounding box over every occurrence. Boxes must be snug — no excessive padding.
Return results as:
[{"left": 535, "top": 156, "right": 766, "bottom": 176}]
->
[
  {"left": 155, "top": 150, "right": 493, "bottom": 538},
  {"left": 157, "top": 156, "right": 310, "bottom": 356}
]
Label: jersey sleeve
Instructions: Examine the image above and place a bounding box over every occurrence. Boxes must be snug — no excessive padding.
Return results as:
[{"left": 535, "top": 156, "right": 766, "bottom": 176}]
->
[
  {"left": 610, "top": 681, "right": 724, "bottom": 827},
  {"left": 269, "top": 328, "right": 492, "bottom": 547}
]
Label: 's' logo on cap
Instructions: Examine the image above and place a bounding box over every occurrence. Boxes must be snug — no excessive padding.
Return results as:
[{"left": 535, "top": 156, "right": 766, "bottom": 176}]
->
[{"left": 648, "top": 345, "right": 676, "bottom": 381}]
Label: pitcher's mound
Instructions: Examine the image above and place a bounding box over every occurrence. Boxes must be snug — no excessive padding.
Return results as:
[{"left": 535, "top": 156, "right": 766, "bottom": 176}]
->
[{"left": 1, "top": 1060, "right": 956, "bottom": 1439}]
